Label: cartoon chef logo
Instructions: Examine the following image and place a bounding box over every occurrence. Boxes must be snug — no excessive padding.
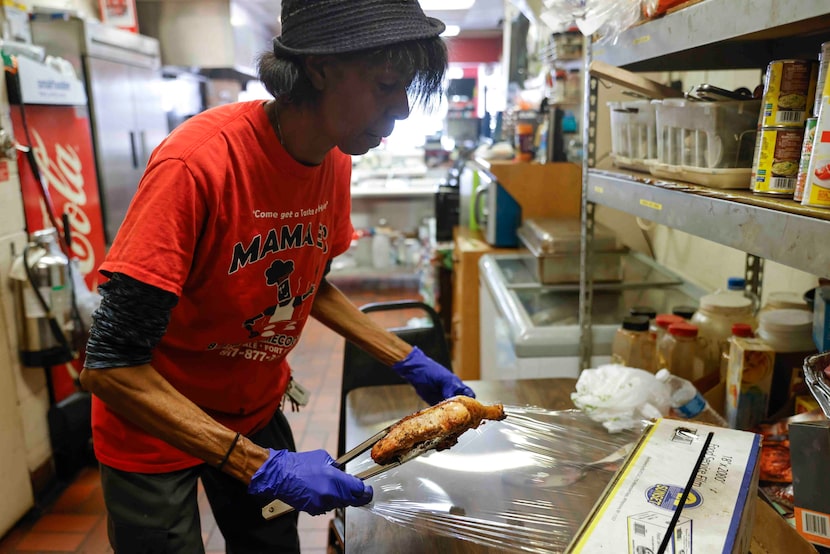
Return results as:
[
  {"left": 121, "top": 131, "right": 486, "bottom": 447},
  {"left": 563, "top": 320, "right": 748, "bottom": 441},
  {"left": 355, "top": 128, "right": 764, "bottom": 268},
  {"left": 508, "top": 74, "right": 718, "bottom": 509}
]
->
[{"left": 243, "top": 259, "right": 315, "bottom": 338}]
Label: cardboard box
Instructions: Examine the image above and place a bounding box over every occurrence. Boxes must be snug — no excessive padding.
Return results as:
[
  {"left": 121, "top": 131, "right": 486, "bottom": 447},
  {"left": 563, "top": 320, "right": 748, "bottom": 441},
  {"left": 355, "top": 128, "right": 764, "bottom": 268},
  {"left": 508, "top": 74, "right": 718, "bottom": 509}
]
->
[
  {"left": 790, "top": 420, "right": 830, "bottom": 547},
  {"left": 751, "top": 497, "right": 818, "bottom": 553},
  {"left": 569, "top": 418, "right": 762, "bottom": 553},
  {"left": 726, "top": 338, "right": 775, "bottom": 430}
]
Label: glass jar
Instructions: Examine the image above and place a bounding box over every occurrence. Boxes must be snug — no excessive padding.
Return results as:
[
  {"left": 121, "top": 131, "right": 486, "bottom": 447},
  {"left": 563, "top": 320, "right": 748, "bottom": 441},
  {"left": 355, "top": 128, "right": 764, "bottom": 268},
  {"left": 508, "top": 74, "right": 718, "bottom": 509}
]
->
[
  {"left": 691, "top": 293, "right": 756, "bottom": 380},
  {"left": 611, "top": 315, "right": 655, "bottom": 372},
  {"left": 757, "top": 309, "right": 817, "bottom": 417},
  {"left": 657, "top": 322, "right": 704, "bottom": 382}
]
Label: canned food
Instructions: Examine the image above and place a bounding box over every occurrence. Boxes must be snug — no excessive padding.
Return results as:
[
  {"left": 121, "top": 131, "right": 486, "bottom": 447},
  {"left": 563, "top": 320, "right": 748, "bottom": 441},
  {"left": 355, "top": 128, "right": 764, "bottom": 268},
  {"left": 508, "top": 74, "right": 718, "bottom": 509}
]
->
[
  {"left": 760, "top": 59, "right": 818, "bottom": 128},
  {"left": 814, "top": 42, "right": 830, "bottom": 117},
  {"left": 794, "top": 118, "right": 818, "bottom": 202},
  {"left": 751, "top": 126, "right": 805, "bottom": 196},
  {"left": 802, "top": 98, "right": 830, "bottom": 208}
]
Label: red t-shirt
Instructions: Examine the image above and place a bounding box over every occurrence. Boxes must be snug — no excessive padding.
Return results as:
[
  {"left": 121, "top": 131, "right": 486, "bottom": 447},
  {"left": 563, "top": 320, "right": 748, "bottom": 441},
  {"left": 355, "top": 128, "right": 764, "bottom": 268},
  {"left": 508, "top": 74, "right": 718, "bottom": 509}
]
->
[{"left": 93, "top": 101, "right": 354, "bottom": 473}]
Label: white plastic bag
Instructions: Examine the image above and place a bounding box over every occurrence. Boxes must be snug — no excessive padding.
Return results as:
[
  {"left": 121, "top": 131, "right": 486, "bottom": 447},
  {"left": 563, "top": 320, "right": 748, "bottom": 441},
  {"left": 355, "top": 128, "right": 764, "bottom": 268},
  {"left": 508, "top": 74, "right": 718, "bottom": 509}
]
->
[
  {"left": 571, "top": 364, "right": 671, "bottom": 432},
  {"left": 540, "top": 0, "right": 642, "bottom": 45}
]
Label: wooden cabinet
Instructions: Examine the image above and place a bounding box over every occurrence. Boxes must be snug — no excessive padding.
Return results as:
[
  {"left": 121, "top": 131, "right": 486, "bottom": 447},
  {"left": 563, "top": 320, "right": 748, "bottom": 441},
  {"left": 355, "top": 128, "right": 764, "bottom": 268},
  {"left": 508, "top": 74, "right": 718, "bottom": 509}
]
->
[
  {"left": 451, "top": 160, "right": 583, "bottom": 380},
  {"left": 451, "top": 227, "right": 516, "bottom": 380}
]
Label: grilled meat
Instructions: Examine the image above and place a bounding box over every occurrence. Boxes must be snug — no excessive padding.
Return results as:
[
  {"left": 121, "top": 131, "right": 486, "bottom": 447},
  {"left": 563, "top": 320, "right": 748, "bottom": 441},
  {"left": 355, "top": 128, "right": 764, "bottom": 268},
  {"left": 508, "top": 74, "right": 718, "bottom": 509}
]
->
[{"left": 370, "top": 395, "right": 506, "bottom": 465}]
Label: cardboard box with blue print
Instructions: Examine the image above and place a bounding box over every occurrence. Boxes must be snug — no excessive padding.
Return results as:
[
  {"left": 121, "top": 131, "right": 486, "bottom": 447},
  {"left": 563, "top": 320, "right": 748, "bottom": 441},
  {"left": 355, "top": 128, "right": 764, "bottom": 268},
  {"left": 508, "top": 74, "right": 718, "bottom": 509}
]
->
[{"left": 568, "top": 418, "right": 762, "bottom": 553}]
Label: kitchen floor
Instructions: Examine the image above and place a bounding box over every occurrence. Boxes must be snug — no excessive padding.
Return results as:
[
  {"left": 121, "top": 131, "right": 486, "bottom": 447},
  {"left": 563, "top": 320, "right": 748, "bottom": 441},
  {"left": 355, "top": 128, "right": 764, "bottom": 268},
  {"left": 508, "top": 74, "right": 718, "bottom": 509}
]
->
[{"left": 0, "top": 277, "right": 426, "bottom": 554}]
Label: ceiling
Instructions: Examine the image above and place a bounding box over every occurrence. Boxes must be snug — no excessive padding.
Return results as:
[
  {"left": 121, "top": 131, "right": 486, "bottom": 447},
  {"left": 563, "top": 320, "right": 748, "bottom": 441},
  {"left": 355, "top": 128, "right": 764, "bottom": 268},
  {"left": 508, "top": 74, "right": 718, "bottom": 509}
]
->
[{"left": 244, "top": 0, "right": 506, "bottom": 38}]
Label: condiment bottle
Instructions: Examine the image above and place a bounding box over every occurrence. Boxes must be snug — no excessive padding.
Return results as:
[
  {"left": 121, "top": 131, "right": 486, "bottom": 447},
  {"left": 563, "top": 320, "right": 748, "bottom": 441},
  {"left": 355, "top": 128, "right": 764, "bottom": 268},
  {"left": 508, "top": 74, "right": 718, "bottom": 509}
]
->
[
  {"left": 757, "top": 309, "right": 817, "bottom": 417},
  {"left": 655, "top": 314, "right": 685, "bottom": 346},
  {"left": 657, "top": 322, "right": 704, "bottom": 382},
  {"left": 611, "top": 315, "right": 655, "bottom": 372}
]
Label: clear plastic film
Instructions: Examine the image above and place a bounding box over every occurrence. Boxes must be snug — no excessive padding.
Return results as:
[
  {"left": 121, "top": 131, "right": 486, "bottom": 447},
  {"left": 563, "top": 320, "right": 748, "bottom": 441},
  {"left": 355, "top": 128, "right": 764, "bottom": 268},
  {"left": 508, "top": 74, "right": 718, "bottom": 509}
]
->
[
  {"left": 540, "top": 0, "right": 642, "bottom": 45},
  {"left": 347, "top": 408, "right": 645, "bottom": 553}
]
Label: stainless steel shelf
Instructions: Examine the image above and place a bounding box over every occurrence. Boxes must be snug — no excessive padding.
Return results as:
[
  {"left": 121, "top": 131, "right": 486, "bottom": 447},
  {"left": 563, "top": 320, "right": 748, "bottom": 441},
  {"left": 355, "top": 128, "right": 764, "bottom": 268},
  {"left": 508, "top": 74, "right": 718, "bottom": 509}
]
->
[
  {"left": 592, "top": 0, "right": 830, "bottom": 71},
  {"left": 586, "top": 169, "right": 830, "bottom": 278}
]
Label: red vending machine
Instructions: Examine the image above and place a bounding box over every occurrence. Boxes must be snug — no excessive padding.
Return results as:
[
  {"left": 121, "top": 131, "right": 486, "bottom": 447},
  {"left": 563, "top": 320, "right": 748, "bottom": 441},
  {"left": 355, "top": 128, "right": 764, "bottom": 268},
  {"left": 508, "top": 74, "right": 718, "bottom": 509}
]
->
[{"left": 9, "top": 54, "right": 107, "bottom": 403}]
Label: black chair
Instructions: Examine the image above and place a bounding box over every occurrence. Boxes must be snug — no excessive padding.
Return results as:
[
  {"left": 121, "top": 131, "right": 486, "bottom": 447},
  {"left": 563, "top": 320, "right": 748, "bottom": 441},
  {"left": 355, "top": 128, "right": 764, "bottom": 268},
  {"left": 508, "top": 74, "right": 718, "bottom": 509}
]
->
[
  {"left": 336, "top": 300, "right": 453, "bottom": 457},
  {"left": 329, "top": 300, "right": 453, "bottom": 553}
]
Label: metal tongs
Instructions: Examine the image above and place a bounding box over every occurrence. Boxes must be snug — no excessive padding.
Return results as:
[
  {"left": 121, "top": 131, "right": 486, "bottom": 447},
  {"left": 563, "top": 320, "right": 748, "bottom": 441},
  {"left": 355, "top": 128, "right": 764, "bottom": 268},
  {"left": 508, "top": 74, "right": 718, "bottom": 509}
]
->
[
  {"left": 804, "top": 352, "right": 830, "bottom": 418},
  {"left": 261, "top": 423, "right": 437, "bottom": 520}
]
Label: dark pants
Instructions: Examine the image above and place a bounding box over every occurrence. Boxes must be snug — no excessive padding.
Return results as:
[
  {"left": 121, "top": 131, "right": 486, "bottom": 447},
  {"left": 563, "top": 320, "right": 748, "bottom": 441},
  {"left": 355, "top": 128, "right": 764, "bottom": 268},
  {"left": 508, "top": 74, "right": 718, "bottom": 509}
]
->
[{"left": 100, "top": 410, "right": 301, "bottom": 554}]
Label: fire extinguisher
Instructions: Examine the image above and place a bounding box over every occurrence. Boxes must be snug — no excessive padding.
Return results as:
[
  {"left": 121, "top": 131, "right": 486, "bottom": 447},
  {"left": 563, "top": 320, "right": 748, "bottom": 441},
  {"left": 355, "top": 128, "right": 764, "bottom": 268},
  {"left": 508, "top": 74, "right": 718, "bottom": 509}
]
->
[{"left": 9, "top": 227, "right": 78, "bottom": 367}]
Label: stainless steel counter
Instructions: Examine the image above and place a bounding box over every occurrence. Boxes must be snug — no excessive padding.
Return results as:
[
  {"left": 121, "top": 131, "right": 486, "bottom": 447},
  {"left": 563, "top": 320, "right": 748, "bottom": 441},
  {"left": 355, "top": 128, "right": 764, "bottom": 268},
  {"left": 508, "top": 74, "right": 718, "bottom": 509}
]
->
[{"left": 343, "top": 379, "right": 614, "bottom": 553}]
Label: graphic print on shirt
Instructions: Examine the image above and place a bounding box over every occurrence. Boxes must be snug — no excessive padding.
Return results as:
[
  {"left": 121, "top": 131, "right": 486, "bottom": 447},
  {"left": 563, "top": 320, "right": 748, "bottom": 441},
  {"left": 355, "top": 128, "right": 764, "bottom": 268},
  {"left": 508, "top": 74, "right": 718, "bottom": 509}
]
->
[{"left": 243, "top": 259, "right": 315, "bottom": 338}]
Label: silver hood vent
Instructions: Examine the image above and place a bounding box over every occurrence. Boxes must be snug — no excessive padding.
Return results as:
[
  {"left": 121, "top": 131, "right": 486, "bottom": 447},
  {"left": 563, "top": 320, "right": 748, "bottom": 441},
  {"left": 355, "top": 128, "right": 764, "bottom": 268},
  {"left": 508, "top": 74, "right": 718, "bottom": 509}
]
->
[{"left": 135, "top": 0, "right": 278, "bottom": 80}]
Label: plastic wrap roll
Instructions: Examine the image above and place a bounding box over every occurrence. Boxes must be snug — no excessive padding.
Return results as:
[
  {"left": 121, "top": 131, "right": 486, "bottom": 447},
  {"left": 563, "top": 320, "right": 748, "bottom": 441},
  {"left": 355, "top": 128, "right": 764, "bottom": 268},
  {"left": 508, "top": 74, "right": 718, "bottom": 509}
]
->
[{"left": 347, "top": 408, "right": 645, "bottom": 553}]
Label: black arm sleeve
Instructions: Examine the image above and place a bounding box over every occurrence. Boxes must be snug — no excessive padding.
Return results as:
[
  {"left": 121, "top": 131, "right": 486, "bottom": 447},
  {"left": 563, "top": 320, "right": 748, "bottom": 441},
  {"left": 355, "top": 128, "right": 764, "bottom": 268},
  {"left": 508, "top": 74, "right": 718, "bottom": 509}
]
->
[{"left": 84, "top": 272, "right": 179, "bottom": 369}]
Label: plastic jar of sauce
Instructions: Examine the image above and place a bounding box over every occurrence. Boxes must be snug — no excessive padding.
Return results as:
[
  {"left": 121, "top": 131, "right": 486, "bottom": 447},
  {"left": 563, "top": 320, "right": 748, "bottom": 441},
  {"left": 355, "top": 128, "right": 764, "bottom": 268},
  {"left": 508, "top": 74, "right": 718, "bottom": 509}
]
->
[
  {"left": 654, "top": 314, "right": 685, "bottom": 348},
  {"left": 691, "top": 293, "right": 756, "bottom": 380},
  {"left": 759, "top": 291, "right": 810, "bottom": 316},
  {"left": 757, "top": 309, "right": 817, "bottom": 417},
  {"left": 657, "top": 322, "right": 704, "bottom": 382},
  {"left": 611, "top": 315, "right": 655, "bottom": 372}
]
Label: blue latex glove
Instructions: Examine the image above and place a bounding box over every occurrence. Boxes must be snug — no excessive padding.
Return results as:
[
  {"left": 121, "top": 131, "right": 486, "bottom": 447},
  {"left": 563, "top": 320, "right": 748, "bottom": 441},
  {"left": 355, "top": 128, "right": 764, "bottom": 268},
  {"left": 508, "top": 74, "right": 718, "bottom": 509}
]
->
[
  {"left": 248, "top": 449, "right": 373, "bottom": 516},
  {"left": 392, "top": 346, "right": 476, "bottom": 405}
]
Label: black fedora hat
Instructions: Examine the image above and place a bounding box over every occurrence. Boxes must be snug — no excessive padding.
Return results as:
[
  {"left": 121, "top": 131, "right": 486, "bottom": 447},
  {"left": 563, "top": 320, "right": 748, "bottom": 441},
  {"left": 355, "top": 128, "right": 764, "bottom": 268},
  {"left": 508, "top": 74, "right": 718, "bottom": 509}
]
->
[{"left": 272, "top": 0, "right": 446, "bottom": 56}]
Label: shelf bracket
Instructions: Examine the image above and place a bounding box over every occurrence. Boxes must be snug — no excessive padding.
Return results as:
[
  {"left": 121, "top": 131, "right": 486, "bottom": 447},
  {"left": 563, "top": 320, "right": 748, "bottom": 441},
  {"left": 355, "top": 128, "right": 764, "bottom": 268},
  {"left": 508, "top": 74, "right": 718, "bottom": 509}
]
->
[
  {"left": 579, "top": 38, "right": 599, "bottom": 371},
  {"left": 744, "top": 253, "right": 764, "bottom": 300}
]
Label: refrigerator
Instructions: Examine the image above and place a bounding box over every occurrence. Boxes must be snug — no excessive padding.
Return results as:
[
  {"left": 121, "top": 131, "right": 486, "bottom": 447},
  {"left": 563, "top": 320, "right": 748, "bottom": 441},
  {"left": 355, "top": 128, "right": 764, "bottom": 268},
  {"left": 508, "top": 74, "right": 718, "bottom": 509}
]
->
[{"left": 30, "top": 15, "right": 169, "bottom": 244}]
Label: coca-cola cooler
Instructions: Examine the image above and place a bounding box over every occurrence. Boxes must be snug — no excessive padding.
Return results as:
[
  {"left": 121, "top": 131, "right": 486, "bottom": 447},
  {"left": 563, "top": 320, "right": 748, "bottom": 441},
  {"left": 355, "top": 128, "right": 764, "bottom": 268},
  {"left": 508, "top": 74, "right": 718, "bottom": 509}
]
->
[{"left": 9, "top": 54, "right": 107, "bottom": 404}]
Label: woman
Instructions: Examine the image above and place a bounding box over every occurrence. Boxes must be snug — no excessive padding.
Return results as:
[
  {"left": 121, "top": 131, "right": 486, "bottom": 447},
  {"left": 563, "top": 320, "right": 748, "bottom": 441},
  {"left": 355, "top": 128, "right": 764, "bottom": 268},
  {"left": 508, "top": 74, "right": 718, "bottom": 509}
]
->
[{"left": 80, "top": 1, "right": 475, "bottom": 552}]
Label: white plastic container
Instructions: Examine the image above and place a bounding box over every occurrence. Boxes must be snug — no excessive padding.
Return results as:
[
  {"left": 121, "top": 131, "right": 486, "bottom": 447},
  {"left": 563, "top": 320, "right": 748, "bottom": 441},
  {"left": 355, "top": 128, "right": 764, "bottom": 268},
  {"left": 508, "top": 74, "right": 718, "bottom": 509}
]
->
[
  {"left": 608, "top": 100, "right": 657, "bottom": 172},
  {"left": 759, "top": 291, "right": 810, "bottom": 316},
  {"left": 651, "top": 98, "right": 761, "bottom": 188},
  {"left": 757, "top": 309, "right": 817, "bottom": 417}
]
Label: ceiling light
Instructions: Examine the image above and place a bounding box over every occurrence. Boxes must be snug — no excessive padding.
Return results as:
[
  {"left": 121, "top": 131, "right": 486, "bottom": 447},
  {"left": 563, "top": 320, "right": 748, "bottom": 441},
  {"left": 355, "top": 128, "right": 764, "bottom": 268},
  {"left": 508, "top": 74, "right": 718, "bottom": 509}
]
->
[
  {"left": 420, "top": 0, "right": 475, "bottom": 10},
  {"left": 441, "top": 25, "right": 460, "bottom": 37}
]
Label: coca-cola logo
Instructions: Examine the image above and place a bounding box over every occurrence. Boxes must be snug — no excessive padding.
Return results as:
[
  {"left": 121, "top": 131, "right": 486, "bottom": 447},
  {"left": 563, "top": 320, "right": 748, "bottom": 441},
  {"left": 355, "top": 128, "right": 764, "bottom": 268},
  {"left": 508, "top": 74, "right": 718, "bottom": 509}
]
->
[{"left": 31, "top": 129, "right": 96, "bottom": 281}]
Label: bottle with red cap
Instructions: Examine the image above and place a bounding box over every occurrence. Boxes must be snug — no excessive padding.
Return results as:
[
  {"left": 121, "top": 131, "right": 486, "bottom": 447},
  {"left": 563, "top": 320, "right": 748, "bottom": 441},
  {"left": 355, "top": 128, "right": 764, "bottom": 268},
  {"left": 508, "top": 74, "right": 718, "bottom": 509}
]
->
[
  {"left": 720, "top": 323, "right": 755, "bottom": 381},
  {"left": 657, "top": 322, "right": 705, "bottom": 382},
  {"left": 654, "top": 313, "right": 685, "bottom": 345}
]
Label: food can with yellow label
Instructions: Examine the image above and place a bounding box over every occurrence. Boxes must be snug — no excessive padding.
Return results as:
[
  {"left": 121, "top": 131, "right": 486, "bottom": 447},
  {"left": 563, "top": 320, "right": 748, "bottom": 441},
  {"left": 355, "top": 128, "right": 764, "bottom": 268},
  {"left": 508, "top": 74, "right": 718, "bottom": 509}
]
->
[
  {"left": 760, "top": 59, "right": 818, "bottom": 128},
  {"left": 751, "top": 126, "right": 805, "bottom": 196},
  {"left": 794, "top": 117, "right": 818, "bottom": 202}
]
